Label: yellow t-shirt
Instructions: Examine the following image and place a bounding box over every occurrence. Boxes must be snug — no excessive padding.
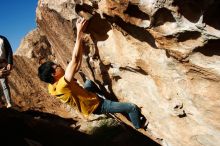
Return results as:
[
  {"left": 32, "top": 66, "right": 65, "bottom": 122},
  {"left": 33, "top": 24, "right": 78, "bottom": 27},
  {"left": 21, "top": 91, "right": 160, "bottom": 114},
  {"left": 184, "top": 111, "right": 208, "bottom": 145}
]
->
[{"left": 48, "top": 76, "right": 100, "bottom": 116}]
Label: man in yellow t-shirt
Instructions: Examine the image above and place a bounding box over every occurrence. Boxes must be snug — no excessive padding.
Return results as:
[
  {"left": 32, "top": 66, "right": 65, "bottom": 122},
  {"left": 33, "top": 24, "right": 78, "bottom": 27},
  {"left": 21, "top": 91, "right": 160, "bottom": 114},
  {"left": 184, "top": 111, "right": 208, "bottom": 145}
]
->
[{"left": 38, "top": 18, "right": 147, "bottom": 129}]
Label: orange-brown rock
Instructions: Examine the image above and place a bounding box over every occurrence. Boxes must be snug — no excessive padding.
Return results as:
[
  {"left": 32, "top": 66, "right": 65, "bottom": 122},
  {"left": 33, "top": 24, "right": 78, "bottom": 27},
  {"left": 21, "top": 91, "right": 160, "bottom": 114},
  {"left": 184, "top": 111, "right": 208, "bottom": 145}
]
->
[{"left": 4, "top": 0, "right": 220, "bottom": 146}]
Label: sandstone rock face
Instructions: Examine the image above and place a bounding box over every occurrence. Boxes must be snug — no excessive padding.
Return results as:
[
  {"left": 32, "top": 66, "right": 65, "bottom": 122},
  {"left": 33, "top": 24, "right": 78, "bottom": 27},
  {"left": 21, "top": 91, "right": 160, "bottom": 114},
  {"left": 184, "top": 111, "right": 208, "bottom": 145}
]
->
[
  {"left": 16, "top": 28, "right": 54, "bottom": 62},
  {"left": 14, "top": 0, "right": 220, "bottom": 146}
]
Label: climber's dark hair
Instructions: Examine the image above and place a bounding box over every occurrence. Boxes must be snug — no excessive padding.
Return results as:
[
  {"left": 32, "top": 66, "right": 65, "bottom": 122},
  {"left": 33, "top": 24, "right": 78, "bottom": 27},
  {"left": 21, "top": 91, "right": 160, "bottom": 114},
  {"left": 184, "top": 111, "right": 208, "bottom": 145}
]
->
[{"left": 38, "top": 61, "right": 55, "bottom": 84}]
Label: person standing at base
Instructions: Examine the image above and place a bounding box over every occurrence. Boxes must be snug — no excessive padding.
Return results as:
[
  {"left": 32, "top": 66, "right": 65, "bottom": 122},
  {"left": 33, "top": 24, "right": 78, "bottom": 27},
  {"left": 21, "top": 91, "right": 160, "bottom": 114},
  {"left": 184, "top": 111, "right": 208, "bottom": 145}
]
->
[
  {"left": 38, "top": 18, "right": 147, "bottom": 129},
  {"left": 0, "top": 35, "right": 13, "bottom": 108}
]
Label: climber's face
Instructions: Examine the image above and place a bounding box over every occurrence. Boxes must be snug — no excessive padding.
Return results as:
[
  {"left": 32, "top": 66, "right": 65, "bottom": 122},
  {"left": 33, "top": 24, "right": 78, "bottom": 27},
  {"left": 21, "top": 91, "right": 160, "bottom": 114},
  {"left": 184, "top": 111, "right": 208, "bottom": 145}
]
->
[{"left": 52, "top": 64, "right": 65, "bottom": 81}]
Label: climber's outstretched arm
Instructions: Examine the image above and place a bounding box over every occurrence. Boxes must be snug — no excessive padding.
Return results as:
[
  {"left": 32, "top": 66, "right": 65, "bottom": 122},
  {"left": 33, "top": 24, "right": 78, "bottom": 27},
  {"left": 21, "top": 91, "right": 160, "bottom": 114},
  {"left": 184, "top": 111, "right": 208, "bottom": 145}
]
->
[{"left": 65, "top": 18, "right": 88, "bottom": 82}]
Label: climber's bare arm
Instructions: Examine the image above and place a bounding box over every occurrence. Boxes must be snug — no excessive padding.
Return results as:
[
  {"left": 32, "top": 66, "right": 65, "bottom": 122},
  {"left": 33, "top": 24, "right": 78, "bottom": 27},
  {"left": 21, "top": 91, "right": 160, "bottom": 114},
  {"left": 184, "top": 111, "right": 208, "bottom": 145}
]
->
[{"left": 65, "top": 18, "right": 88, "bottom": 82}]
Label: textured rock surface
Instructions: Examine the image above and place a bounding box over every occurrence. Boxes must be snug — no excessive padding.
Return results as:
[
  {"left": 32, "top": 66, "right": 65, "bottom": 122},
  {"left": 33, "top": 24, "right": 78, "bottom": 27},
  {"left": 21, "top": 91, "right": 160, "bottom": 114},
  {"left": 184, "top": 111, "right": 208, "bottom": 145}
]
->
[
  {"left": 11, "top": 0, "right": 220, "bottom": 146},
  {"left": 16, "top": 28, "right": 54, "bottom": 62}
]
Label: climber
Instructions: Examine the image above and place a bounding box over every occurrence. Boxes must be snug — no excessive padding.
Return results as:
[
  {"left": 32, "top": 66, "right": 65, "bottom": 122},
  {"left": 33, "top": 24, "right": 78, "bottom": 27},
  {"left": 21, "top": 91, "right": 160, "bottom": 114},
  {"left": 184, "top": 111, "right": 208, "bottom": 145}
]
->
[
  {"left": 38, "top": 18, "right": 148, "bottom": 130},
  {"left": 0, "top": 35, "right": 13, "bottom": 108}
]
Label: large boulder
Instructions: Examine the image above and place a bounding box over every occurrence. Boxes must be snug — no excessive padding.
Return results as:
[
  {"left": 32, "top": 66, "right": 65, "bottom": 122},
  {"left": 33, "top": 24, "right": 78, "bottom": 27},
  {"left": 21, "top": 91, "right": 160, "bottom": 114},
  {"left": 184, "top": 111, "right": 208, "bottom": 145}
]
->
[{"left": 12, "top": 0, "right": 220, "bottom": 146}]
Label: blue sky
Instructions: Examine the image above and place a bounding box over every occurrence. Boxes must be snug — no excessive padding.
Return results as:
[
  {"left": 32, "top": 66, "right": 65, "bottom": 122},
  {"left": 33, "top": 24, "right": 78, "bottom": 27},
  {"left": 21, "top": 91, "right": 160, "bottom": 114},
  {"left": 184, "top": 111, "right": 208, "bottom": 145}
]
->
[{"left": 0, "top": 0, "right": 38, "bottom": 52}]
